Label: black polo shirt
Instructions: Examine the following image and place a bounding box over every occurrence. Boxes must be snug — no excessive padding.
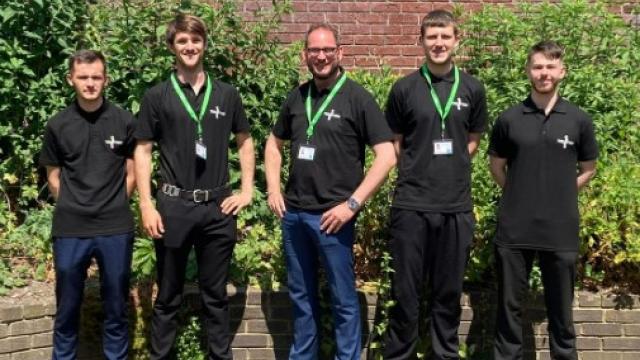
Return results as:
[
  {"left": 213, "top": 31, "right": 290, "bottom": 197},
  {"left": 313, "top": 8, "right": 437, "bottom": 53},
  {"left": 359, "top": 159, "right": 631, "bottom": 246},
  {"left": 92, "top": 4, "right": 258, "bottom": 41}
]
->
[
  {"left": 273, "top": 77, "right": 394, "bottom": 211},
  {"left": 387, "top": 67, "right": 488, "bottom": 213},
  {"left": 488, "top": 96, "right": 599, "bottom": 251},
  {"left": 135, "top": 74, "right": 250, "bottom": 190},
  {"left": 39, "top": 100, "right": 135, "bottom": 237}
]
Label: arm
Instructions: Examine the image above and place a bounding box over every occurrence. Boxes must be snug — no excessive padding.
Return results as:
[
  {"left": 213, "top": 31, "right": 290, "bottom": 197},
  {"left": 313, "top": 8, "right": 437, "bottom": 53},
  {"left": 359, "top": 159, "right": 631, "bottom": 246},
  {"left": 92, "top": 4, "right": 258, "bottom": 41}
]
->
[
  {"left": 220, "top": 132, "right": 255, "bottom": 215},
  {"left": 468, "top": 132, "right": 482, "bottom": 157},
  {"left": 577, "top": 160, "right": 596, "bottom": 190},
  {"left": 126, "top": 158, "right": 136, "bottom": 197},
  {"left": 489, "top": 155, "right": 508, "bottom": 189},
  {"left": 264, "top": 133, "right": 287, "bottom": 218},
  {"left": 134, "top": 140, "right": 164, "bottom": 238},
  {"left": 46, "top": 166, "right": 61, "bottom": 201},
  {"left": 320, "top": 141, "right": 396, "bottom": 234}
]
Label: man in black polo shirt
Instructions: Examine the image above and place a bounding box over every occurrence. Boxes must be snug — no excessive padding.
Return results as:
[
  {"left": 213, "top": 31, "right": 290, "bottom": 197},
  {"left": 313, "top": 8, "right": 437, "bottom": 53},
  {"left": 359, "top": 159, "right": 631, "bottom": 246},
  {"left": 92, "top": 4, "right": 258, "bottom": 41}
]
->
[
  {"left": 39, "top": 50, "right": 135, "bottom": 360},
  {"left": 264, "top": 23, "right": 396, "bottom": 360},
  {"left": 134, "top": 14, "right": 255, "bottom": 359},
  {"left": 383, "top": 10, "right": 488, "bottom": 360},
  {"left": 489, "top": 41, "right": 598, "bottom": 360}
]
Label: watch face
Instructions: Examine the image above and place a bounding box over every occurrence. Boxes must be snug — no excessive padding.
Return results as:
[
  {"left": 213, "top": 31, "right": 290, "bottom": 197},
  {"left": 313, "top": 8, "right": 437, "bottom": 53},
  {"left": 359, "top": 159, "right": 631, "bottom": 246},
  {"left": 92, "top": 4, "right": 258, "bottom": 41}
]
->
[{"left": 348, "top": 198, "right": 359, "bottom": 210}]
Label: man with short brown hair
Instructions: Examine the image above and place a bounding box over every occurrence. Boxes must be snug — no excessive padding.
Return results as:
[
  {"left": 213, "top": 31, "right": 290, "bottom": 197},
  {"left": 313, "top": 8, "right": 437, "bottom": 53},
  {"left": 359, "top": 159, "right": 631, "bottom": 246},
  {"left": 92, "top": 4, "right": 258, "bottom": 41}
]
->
[
  {"left": 489, "top": 40, "right": 598, "bottom": 360},
  {"left": 384, "top": 9, "right": 488, "bottom": 359},
  {"left": 135, "top": 14, "right": 255, "bottom": 359},
  {"left": 40, "top": 49, "right": 136, "bottom": 360}
]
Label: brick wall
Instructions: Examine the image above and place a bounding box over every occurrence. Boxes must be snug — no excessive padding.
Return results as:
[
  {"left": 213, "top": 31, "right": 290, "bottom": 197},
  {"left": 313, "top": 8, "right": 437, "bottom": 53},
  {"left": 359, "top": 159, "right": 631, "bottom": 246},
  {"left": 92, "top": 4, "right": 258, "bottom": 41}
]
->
[
  {"left": 2, "top": 287, "right": 640, "bottom": 359},
  {"left": 239, "top": 0, "right": 640, "bottom": 73}
]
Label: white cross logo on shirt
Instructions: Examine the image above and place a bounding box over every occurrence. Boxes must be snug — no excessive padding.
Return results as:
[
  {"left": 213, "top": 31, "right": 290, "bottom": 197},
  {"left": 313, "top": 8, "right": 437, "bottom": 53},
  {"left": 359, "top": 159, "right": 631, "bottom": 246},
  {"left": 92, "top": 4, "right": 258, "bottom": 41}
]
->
[
  {"left": 453, "top": 97, "right": 469, "bottom": 111},
  {"left": 557, "top": 135, "right": 574, "bottom": 149},
  {"left": 105, "top": 136, "right": 123, "bottom": 149},
  {"left": 210, "top": 106, "right": 226, "bottom": 119},
  {"left": 324, "top": 109, "right": 341, "bottom": 121}
]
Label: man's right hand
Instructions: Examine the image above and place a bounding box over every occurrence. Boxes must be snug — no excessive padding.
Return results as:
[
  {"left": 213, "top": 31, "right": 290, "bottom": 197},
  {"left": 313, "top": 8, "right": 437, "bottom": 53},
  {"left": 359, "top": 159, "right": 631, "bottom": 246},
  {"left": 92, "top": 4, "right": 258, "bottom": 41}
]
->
[
  {"left": 267, "top": 191, "right": 286, "bottom": 219},
  {"left": 140, "top": 204, "right": 164, "bottom": 239}
]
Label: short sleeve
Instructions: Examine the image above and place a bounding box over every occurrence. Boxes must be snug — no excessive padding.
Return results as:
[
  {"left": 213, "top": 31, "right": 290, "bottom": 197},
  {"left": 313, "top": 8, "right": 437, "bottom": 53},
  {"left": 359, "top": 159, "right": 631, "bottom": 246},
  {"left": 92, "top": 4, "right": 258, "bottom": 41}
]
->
[
  {"left": 469, "top": 84, "right": 488, "bottom": 133},
  {"left": 385, "top": 81, "right": 404, "bottom": 135},
  {"left": 135, "top": 90, "right": 160, "bottom": 140},
  {"left": 39, "top": 123, "right": 61, "bottom": 167},
  {"left": 359, "top": 92, "right": 393, "bottom": 146},
  {"left": 230, "top": 88, "right": 250, "bottom": 134},
  {"left": 488, "top": 115, "right": 510, "bottom": 158},
  {"left": 578, "top": 116, "right": 598, "bottom": 161},
  {"left": 272, "top": 90, "right": 295, "bottom": 140}
]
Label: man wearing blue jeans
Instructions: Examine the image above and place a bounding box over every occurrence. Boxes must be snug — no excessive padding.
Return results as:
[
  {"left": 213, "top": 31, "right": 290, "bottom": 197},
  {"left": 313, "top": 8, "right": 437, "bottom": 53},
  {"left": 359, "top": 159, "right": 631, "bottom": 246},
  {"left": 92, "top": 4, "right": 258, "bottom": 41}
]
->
[
  {"left": 264, "top": 23, "right": 396, "bottom": 360},
  {"left": 40, "top": 50, "right": 136, "bottom": 360}
]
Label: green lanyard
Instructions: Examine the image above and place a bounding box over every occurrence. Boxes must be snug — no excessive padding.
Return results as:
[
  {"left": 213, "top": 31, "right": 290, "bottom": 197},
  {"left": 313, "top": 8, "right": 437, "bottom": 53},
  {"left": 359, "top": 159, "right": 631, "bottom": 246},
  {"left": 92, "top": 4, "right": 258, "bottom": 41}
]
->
[
  {"left": 170, "top": 73, "right": 212, "bottom": 140},
  {"left": 305, "top": 73, "right": 347, "bottom": 142},
  {"left": 420, "top": 65, "right": 460, "bottom": 138}
]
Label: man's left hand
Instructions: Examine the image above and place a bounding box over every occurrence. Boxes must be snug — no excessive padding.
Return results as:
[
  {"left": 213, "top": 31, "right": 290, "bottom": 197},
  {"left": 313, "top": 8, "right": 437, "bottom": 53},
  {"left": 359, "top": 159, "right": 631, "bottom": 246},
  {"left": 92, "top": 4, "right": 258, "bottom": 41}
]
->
[
  {"left": 221, "top": 191, "right": 252, "bottom": 215},
  {"left": 320, "top": 202, "right": 355, "bottom": 234}
]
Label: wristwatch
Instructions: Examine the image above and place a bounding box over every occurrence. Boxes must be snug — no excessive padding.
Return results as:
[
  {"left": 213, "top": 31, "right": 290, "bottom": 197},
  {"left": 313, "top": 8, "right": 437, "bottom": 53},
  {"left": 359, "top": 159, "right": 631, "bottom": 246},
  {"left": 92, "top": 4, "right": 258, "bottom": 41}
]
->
[{"left": 347, "top": 196, "right": 361, "bottom": 212}]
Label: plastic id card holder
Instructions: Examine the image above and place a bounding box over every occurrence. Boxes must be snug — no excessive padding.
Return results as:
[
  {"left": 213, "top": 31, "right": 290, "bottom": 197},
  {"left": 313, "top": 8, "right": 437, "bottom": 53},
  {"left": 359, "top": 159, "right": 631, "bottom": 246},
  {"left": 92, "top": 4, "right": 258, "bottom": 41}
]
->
[
  {"left": 297, "top": 144, "right": 316, "bottom": 161},
  {"left": 195, "top": 140, "right": 207, "bottom": 160},
  {"left": 433, "top": 139, "right": 453, "bottom": 155}
]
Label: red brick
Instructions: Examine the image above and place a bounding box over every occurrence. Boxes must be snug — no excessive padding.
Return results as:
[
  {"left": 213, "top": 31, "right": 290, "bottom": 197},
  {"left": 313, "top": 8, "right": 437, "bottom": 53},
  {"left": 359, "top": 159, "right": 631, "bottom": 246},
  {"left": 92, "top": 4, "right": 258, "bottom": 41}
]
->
[
  {"left": 385, "top": 56, "right": 417, "bottom": 67},
  {"left": 354, "top": 35, "right": 384, "bottom": 45},
  {"left": 342, "top": 45, "right": 372, "bottom": 56},
  {"left": 370, "top": 25, "right": 403, "bottom": 35},
  {"left": 279, "top": 23, "right": 310, "bottom": 34},
  {"left": 372, "top": 46, "right": 402, "bottom": 56},
  {"left": 307, "top": 2, "right": 339, "bottom": 12},
  {"left": 291, "top": 2, "right": 307, "bottom": 12},
  {"left": 385, "top": 35, "right": 418, "bottom": 45},
  {"left": 357, "top": 13, "right": 388, "bottom": 24},
  {"left": 371, "top": 4, "right": 402, "bottom": 13},
  {"left": 355, "top": 57, "right": 380, "bottom": 68},
  {"left": 292, "top": 12, "right": 326, "bottom": 24},
  {"left": 402, "top": 25, "right": 421, "bottom": 35},
  {"left": 339, "top": 3, "right": 371, "bottom": 13},
  {"left": 389, "top": 14, "right": 420, "bottom": 25},
  {"left": 340, "top": 35, "right": 355, "bottom": 45},
  {"left": 340, "top": 24, "right": 371, "bottom": 35},
  {"left": 402, "top": 46, "right": 424, "bottom": 56},
  {"left": 327, "top": 13, "right": 357, "bottom": 24},
  {"left": 401, "top": 3, "right": 433, "bottom": 14}
]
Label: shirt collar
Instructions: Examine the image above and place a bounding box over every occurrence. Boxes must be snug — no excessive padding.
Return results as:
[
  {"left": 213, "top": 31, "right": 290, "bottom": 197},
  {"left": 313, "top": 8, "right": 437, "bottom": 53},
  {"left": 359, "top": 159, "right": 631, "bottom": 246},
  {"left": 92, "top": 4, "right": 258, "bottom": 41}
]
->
[
  {"left": 174, "top": 71, "right": 209, "bottom": 92},
  {"left": 422, "top": 64, "right": 456, "bottom": 83},
  {"left": 74, "top": 97, "right": 108, "bottom": 121},
  {"left": 522, "top": 95, "right": 568, "bottom": 114},
  {"left": 310, "top": 67, "right": 346, "bottom": 95}
]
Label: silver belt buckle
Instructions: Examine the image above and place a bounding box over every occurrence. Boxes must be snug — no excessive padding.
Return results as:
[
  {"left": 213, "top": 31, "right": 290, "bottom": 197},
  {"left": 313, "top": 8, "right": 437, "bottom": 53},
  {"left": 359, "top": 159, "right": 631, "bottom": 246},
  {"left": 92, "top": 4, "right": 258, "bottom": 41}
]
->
[
  {"left": 162, "top": 184, "right": 180, "bottom": 197},
  {"left": 192, "top": 189, "right": 209, "bottom": 203}
]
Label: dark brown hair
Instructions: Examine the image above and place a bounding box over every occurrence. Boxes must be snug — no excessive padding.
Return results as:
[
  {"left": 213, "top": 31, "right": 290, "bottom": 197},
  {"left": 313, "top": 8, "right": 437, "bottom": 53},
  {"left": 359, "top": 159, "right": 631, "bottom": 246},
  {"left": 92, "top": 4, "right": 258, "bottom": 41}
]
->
[
  {"left": 305, "top": 23, "right": 340, "bottom": 48},
  {"left": 420, "top": 9, "right": 459, "bottom": 38},
  {"left": 68, "top": 50, "right": 106, "bottom": 74},
  {"left": 527, "top": 40, "right": 564, "bottom": 65},
  {"left": 166, "top": 14, "right": 207, "bottom": 47}
]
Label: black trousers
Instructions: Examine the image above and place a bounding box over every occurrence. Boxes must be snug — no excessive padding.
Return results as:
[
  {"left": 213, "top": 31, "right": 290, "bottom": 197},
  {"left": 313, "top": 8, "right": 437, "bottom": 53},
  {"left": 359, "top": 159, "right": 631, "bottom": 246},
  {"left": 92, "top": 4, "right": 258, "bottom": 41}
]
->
[
  {"left": 494, "top": 246, "right": 578, "bottom": 360},
  {"left": 384, "top": 209, "right": 474, "bottom": 360},
  {"left": 150, "top": 193, "right": 236, "bottom": 360}
]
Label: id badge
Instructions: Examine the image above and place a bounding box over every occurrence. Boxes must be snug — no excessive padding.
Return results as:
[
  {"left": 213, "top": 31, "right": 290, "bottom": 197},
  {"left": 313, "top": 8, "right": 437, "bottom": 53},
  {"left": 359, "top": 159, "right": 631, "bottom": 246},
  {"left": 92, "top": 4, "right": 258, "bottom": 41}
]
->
[
  {"left": 433, "top": 139, "right": 453, "bottom": 155},
  {"left": 297, "top": 144, "right": 316, "bottom": 161},
  {"left": 195, "top": 140, "right": 207, "bottom": 160}
]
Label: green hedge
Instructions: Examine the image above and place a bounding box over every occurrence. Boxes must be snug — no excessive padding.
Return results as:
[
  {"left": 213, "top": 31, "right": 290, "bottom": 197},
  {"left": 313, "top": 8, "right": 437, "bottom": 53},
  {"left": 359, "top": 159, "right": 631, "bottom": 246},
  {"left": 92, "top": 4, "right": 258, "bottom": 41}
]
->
[{"left": 1, "top": 0, "right": 639, "bottom": 297}]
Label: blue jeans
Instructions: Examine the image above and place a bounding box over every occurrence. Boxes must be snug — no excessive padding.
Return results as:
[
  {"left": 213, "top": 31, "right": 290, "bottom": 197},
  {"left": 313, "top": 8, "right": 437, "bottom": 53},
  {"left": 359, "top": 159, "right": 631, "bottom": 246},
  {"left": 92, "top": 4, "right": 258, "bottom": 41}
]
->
[
  {"left": 282, "top": 207, "right": 361, "bottom": 360},
  {"left": 52, "top": 232, "right": 133, "bottom": 360}
]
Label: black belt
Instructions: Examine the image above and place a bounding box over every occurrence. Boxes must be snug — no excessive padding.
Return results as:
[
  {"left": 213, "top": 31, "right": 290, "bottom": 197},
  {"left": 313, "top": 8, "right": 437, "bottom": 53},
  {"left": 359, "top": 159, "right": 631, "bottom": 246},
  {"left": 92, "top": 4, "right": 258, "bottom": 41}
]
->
[{"left": 161, "top": 183, "right": 229, "bottom": 203}]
